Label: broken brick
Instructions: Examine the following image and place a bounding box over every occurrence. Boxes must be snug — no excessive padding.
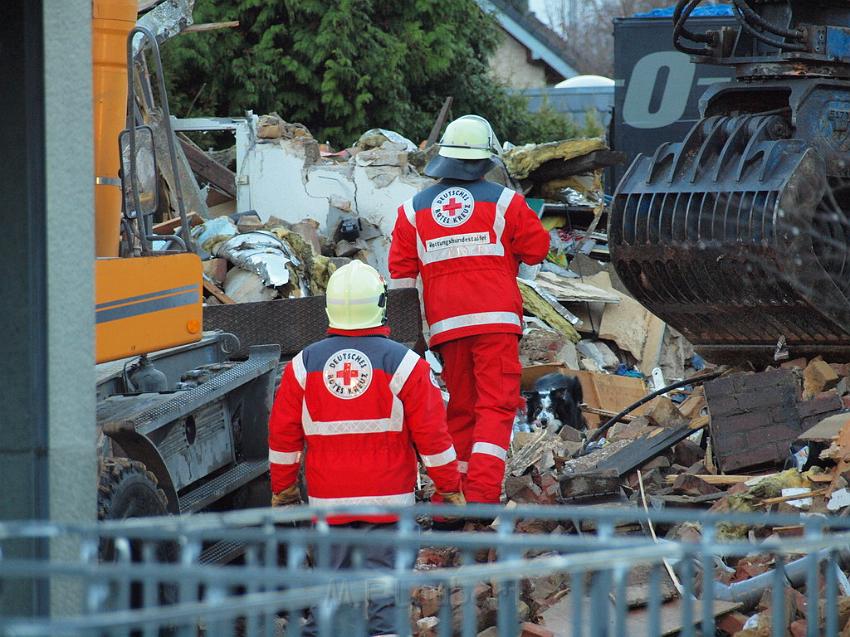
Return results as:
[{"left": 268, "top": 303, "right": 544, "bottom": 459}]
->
[
  {"left": 804, "top": 358, "right": 839, "bottom": 399},
  {"left": 558, "top": 424, "right": 583, "bottom": 443},
  {"left": 831, "top": 363, "right": 850, "bottom": 378},
  {"left": 519, "top": 623, "right": 555, "bottom": 637},
  {"left": 560, "top": 471, "right": 620, "bottom": 501},
  {"left": 416, "top": 586, "right": 442, "bottom": 618},
  {"left": 505, "top": 475, "right": 545, "bottom": 504},
  {"left": 641, "top": 455, "right": 671, "bottom": 471},
  {"left": 646, "top": 396, "right": 689, "bottom": 428},
  {"left": 715, "top": 611, "right": 750, "bottom": 635},
  {"left": 672, "top": 474, "right": 720, "bottom": 497},
  {"left": 416, "top": 547, "right": 457, "bottom": 569},
  {"left": 202, "top": 257, "right": 228, "bottom": 285},
  {"left": 674, "top": 439, "right": 704, "bottom": 467},
  {"left": 790, "top": 619, "right": 807, "bottom": 637}
]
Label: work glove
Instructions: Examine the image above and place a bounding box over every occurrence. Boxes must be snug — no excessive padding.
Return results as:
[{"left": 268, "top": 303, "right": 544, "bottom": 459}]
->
[
  {"left": 431, "top": 491, "right": 467, "bottom": 529},
  {"left": 271, "top": 484, "right": 302, "bottom": 507},
  {"left": 439, "top": 491, "right": 467, "bottom": 507}
]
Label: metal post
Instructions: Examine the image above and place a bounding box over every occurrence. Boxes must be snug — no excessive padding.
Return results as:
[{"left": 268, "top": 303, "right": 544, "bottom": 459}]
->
[{"left": 0, "top": 0, "right": 95, "bottom": 619}]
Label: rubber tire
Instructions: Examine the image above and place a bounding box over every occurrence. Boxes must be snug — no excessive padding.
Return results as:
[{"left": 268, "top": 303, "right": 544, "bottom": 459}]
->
[
  {"left": 97, "top": 458, "right": 177, "bottom": 614},
  {"left": 98, "top": 458, "right": 168, "bottom": 521}
]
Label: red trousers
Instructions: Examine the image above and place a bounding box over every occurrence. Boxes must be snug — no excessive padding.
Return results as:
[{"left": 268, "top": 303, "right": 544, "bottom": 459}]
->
[{"left": 434, "top": 333, "right": 523, "bottom": 504}]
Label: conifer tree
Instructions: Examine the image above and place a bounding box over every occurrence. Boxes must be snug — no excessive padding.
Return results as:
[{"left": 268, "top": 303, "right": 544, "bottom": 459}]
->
[{"left": 162, "top": 0, "right": 580, "bottom": 146}]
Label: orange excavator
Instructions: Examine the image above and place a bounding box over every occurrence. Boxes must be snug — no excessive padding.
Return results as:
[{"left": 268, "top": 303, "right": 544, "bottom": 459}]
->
[
  {"left": 94, "top": 0, "right": 200, "bottom": 361},
  {"left": 92, "top": 0, "right": 279, "bottom": 530}
]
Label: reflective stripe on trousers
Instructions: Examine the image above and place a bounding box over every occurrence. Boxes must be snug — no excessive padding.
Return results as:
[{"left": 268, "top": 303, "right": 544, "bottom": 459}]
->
[
  {"left": 471, "top": 441, "right": 507, "bottom": 461},
  {"left": 429, "top": 311, "right": 521, "bottom": 338},
  {"left": 308, "top": 493, "right": 415, "bottom": 507}
]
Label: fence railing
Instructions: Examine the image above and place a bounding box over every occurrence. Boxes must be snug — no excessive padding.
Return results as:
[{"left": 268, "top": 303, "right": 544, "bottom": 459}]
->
[{"left": 2, "top": 504, "right": 850, "bottom": 637}]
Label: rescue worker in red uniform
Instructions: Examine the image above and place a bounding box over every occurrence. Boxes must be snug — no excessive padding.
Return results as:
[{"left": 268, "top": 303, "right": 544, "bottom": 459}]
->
[
  {"left": 268, "top": 260, "right": 464, "bottom": 636},
  {"left": 388, "top": 115, "right": 550, "bottom": 509}
]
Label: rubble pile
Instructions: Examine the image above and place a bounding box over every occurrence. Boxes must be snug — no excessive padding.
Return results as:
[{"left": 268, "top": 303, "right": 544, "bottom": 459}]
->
[
  {"left": 191, "top": 213, "right": 347, "bottom": 304},
  {"left": 176, "top": 113, "right": 850, "bottom": 634},
  {"left": 176, "top": 113, "right": 627, "bottom": 294},
  {"left": 410, "top": 353, "right": 850, "bottom": 635}
]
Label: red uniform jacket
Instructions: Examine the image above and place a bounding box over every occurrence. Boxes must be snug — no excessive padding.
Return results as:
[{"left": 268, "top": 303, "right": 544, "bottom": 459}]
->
[
  {"left": 268, "top": 327, "right": 461, "bottom": 524},
  {"left": 388, "top": 178, "right": 550, "bottom": 347}
]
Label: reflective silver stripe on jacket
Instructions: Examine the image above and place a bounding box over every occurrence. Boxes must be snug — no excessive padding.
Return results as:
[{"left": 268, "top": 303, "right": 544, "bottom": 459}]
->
[
  {"left": 471, "top": 441, "right": 508, "bottom": 461},
  {"left": 429, "top": 311, "right": 522, "bottom": 337},
  {"left": 389, "top": 350, "right": 420, "bottom": 395},
  {"left": 418, "top": 187, "right": 514, "bottom": 265},
  {"left": 269, "top": 449, "right": 302, "bottom": 465},
  {"left": 291, "top": 352, "right": 307, "bottom": 389},
  {"left": 302, "top": 396, "right": 404, "bottom": 435},
  {"left": 389, "top": 277, "right": 417, "bottom": 289},
  {"left": 421, "top": 445, "right": 457, "bottom": 468},
  {"left": 402, "top": 199, "right": 417, "bottom": 227},
  {"left": 308, "top": 492, "right": 415, "bottom": 507}
]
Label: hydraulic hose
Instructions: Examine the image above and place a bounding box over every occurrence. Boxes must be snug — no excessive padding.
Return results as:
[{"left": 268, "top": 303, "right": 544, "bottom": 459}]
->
[
  {"left": 572, "top": 367, "right": 726, "bottom": 458},
  {"left": 732, "top": 0, "right": 807, "bottom": 52},
  {"left": 732, "top": 0, "right": 803, "bottom": 40},
  {"left": 673, "top": 0, "right": 715, "bottom": 55}
]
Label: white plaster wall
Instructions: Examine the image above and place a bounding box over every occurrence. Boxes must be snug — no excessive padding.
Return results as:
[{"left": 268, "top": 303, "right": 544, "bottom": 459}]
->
[{"left": 240, "top": 135, "right": 432, "bottom": 277}]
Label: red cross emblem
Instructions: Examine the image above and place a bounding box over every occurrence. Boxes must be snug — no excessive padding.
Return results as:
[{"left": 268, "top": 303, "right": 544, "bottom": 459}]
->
[
  {"left": 441, "top": 197, "right": 463, "bottom": 217},
  {"left": 336, "top": 362, "right": 359, "bottom": 386}
]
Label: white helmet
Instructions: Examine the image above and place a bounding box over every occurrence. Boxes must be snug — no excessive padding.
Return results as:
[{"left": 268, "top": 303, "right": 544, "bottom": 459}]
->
[
  {"left": 425, "top": 114, "right": 500, "bottom": 181},
  {"left": 325, "top": 261, "right": 388, "bottom": 330},
  {"left": 437, "top": 115, "right": 501, "bottom": 159}
]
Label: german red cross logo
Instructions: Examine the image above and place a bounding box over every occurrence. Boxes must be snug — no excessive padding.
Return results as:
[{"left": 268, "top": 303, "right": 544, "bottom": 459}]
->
[
  {"left": 323, "top": 349, "right": 372, "bottom": 399},
  {"left": 431, "top": 186, "right": 474, "bottom": 228}
]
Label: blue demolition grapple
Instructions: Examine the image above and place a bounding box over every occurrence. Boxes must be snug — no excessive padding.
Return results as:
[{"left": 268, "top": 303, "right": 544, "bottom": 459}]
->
[{"left": 610, "top": 0, "right": 850, "bottom": 363}]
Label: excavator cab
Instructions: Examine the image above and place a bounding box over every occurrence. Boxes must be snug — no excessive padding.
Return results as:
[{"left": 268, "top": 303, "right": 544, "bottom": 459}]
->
[{"left": 610, "top": 0, "right": 850, "bottom": 364}]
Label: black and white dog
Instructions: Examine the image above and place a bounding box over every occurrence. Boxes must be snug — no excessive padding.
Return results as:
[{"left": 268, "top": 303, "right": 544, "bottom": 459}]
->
[{"left": 524, "top": 372, "right": 586, "bottom": 433}]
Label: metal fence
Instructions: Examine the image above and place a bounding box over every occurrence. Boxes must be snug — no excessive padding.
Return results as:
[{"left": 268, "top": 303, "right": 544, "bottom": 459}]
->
[{"left": 2, "top": 503, "right": 850, "bottom": 637}]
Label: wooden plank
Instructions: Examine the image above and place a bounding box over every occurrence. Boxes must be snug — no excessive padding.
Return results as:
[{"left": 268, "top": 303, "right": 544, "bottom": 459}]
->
[
  {"left": 203, "top": 279, "right": 236, "bottom": 305},
  {"left": 678, "top": 388, "right": 705, "bottom": 419},
  {"left": 808, "top": 472, "right": 835, "bottom": 483},
  {"left": 799, "top": 412, "right": 850, "bottom": 442},
  {"left": 543, "top": 594, "right": 739, "bottom": 637},
  {"left": 152, "top": 211, "right": 202, "bottom": 235},
  {"left": 758, "top": 487, "right": 828, "bottom": 506},
  {"left": 521, "top": 363, "right": 572, "bottom": 392},
  {"left": 182, "top": 21, "right": 240, "bottom": 34},
  {"left": 595, "top": 423, "right": 701, "bottom": 477},
  {"left": 627, "top": 599, "right": 740, "bottom": 636},
  {"left": 425, "top": 96, "right": 453, "bottom": 148},
  {"left": 665, "top": 473, "right": 775, "bottom": 486},
  {"left": 639, "top": 320, "right": 666, "bottom": 376},
  {"left": 148, "top": 111, "right": 210, "bottom": 220},
  {"left": 577, "top": 370, "right": 655, "bottom": 428},
  {"left": 581, "top": 405, "right": 636, "bottom": 422},
  {"left": 179, "top": 137, "right": 237, "bottom": 198},
  {"left": 527, "top": 149, "right": 627, "bottom": 182}
]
